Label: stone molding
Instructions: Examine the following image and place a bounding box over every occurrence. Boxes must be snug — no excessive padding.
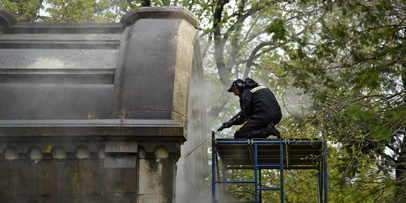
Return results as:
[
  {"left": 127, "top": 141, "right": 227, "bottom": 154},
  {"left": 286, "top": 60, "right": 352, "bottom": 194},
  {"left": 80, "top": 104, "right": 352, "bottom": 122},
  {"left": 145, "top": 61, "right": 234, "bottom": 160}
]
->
[
  {"left": 120, "top": 6, "right": 198, "bottom": 29},
  {"left": 0, "top": 119, "right": 183, "bottom": 164}
]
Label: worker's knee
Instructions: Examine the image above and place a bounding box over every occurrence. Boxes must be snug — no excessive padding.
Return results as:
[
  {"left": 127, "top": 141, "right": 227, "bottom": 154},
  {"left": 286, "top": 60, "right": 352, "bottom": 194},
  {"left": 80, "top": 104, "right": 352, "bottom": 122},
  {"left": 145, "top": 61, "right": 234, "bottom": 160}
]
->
[
  {"left": 234, "top": 129, "right": 262, "bottom": 139},
  {"left": 234, "top": 126, "right": 275, "bottom": 139},
  {"left": 234, "top": 131, "right": 250, "bottom": 139}
]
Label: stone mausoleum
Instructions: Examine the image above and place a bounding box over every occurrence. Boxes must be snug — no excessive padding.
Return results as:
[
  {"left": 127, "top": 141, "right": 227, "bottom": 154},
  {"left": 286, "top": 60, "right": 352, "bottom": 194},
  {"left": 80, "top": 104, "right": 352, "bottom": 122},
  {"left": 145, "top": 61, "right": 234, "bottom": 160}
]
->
[{"left": 0, "top": 7, "right": 208, "bottom": 203}]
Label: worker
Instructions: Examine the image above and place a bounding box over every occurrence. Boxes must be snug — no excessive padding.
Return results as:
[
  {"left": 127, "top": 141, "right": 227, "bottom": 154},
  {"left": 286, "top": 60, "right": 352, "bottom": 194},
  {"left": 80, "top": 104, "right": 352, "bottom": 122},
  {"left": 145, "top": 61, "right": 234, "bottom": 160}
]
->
[{"left": 218, "top": 78, "right": 282, "bottom": 139}]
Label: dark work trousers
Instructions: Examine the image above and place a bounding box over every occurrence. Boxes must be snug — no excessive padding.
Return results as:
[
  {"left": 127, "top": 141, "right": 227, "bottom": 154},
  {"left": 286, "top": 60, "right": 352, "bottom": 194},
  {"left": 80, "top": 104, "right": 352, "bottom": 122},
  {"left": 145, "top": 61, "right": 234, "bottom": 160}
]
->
[{"left": 234, "top": 112, "right": 273, "bottom": 139}]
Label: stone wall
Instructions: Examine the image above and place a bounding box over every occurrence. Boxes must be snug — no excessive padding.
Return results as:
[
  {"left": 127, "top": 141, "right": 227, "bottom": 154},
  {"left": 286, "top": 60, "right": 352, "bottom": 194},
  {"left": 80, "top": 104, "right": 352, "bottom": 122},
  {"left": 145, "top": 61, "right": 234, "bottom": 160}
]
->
[{"left": 0, "top": 7, "right": 207, "bottom": 203}]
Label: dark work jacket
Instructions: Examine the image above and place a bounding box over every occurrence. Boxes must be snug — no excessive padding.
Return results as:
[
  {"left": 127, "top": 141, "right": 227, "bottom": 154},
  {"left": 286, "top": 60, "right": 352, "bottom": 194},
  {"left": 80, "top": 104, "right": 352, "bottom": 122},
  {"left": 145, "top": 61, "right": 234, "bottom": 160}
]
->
[{"left": 232, "top": 78, "right": 282, "bottom": 125}]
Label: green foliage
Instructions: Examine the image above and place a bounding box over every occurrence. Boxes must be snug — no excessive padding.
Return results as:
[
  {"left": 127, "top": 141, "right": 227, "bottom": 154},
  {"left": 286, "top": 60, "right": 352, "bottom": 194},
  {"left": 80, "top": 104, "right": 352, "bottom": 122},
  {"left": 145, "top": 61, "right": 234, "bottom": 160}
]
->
[
  {"left": 44, "top": 0, "right": 128, "bottom": 22},
  {"left": 0, "top": 0, "right": 44, "bottom": 22},
  {"left": 266, "top": 18, "right": 286, "bottom": 41},
  {"left": 223, "top": 168, "right": 320, "bottom": 202},
  {"left": 329, "top": 147, "right": 396, "bottom": 203},
  {"left": 280, "top": 0, "right": 406, "bottom": 202}
]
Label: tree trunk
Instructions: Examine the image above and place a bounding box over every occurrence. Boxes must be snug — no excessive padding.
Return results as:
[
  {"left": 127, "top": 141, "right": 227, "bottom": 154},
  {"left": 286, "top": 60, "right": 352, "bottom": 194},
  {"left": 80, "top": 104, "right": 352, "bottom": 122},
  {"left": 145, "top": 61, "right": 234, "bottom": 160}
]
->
[
  {"left": 141, "top": 0, "right": 151, "bottom": 6},
  {"left": 394, "top": 64, "right": 406, "bottom": 202},
  {"left": 395, "top": 154, "right": 406, "bottom": 203}
]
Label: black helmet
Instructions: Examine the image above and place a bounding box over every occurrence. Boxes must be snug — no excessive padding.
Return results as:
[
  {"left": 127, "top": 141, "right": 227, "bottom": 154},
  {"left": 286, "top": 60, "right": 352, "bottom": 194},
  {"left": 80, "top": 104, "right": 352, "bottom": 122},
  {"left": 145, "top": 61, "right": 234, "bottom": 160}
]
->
[{"left": 227, "top": 79, "right": 245, "bottom": 92}]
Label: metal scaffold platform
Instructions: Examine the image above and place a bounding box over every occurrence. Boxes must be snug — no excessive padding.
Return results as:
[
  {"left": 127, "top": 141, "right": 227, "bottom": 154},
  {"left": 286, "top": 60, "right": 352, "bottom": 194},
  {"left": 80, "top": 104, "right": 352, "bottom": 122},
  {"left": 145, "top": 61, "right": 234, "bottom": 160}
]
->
[{"left": 211, "top": 132, "right": 328, "bottom": 203}]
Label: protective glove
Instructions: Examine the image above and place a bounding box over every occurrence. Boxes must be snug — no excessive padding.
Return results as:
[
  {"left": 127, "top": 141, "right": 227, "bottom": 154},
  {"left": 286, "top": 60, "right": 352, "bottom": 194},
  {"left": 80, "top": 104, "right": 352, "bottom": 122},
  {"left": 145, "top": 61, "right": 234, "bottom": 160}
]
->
[{"left": 217, "top": 121, "right": 233, "bottom": 131}]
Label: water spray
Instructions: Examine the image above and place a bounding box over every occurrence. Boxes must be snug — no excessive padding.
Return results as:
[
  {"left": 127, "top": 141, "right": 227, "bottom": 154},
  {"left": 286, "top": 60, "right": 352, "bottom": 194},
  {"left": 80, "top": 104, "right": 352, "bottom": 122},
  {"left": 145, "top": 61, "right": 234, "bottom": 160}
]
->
[
  {"left": 184, "top": 130, "right": 218, "bottom": 159},
  {"left": 184, "top": 112, "right": 242, "bottom": 159}
]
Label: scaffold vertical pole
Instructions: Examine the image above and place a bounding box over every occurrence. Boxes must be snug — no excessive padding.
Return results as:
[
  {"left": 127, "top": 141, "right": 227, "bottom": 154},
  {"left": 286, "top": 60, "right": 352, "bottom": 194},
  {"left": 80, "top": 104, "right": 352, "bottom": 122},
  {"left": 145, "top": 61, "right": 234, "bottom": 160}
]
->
[
  {"left": 280, "top": 139, "right": 285, "bottom": 202},
  {"left": 211, "top": 131, "right": 216, "bottom": 203},
  {"left": 254, "top": 142, "right": 259, "bottom": 202},
  {"left": 323, "top": 140, "right": 328, "bottom": 202}
]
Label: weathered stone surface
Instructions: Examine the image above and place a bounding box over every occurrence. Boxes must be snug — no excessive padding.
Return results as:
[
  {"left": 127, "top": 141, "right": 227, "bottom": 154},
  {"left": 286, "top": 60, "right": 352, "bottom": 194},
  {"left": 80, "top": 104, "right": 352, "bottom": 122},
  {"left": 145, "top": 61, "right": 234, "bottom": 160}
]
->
[
  {"left": 0, "top": 48, "right": 119, "bottom": 70},
  {"left": 103, "top": 193, "right": 136, "bottom": 203},
  {"left": 103, "top": 168, "right": 136, "bottom": 193},
  {"left": 138, "top": 158, "right": 175, "bottom": 203},
  {"left": 0, "top": 7, "right": 205, "bottom": 203}
]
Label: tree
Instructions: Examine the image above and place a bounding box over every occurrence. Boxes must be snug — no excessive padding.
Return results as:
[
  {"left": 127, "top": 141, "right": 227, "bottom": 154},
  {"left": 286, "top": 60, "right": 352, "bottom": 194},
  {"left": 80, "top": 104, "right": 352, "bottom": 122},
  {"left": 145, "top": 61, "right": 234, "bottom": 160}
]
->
[
  {"left": 185, "top": 0, "right": 335, "bottom": 201},
  {"left": 282, "top": 0, "right": 406, "bottom": 202},
  {"left": 44, "top": 0, "right": 134, "bottom": 22},
  {"left": 193, "top": 0, "right": 305, "bottom": 123},
  {"left": 0, "top": 0, "right": 44, "bottom": 21}
]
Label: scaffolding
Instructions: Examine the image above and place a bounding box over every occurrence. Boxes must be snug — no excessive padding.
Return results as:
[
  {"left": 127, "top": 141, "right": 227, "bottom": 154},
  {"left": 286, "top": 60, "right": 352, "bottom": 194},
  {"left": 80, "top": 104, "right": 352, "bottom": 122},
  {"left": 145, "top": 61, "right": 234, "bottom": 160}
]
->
[{"left": 211, "top": 132, "right": 328, "bottom": 203}]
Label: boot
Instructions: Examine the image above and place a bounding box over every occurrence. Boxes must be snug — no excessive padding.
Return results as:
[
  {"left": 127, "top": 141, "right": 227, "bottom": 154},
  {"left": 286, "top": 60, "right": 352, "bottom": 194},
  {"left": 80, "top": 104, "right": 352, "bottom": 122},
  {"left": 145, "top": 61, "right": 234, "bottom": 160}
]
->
[{"left": 267, "top": 122, "right": 280, "bottom": 138}]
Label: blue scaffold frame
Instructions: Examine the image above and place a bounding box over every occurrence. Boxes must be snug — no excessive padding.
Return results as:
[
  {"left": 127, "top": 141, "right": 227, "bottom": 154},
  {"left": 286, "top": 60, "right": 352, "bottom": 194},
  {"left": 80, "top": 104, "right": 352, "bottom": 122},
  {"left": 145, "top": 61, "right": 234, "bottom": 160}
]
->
[{"left": 211, "top": 132, "right": 328, "bottom": 203}]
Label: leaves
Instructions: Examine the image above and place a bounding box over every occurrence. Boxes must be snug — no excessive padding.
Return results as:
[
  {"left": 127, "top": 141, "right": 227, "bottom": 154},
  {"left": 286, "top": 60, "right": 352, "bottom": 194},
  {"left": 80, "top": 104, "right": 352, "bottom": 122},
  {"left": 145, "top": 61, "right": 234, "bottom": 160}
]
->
[
  {"left": 266, "top": 18, "right": 286, "bottom": 41},
  {"left": 283, "top": 0, "right": 406, "bottom": 201},
  {"left": 0, "top": 0, "right": 44, "bottom": 21}
]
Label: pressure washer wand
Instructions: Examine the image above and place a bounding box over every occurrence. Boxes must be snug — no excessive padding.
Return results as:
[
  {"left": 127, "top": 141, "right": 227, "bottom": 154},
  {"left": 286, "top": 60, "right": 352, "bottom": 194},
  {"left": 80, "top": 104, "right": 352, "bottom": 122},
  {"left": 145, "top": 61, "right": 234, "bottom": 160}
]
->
[{"left": 184, "top": 130, "right": 217, "bottom": 159}]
